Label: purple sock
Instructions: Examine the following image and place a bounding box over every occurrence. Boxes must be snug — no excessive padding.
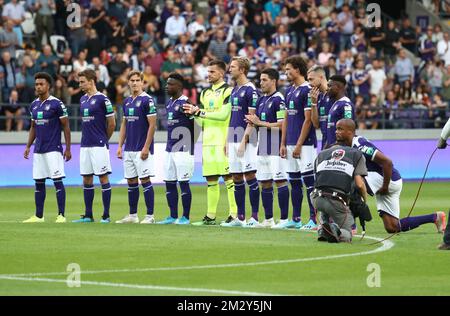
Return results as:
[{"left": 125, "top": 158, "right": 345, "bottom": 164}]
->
[
  {"left": 53, "top": 179, "right": 65, "bottom": 216},
  {"left": 165, "top": 181, "right": 178, "bottom": 218},
  {"left": 247, "top": 178, "right": 260, "bottom": 220},
  {"left": 399, "top": 214, "right": 437, "bottom": 232},
  {"left": 289, "top": 173, "right": 303, "bottom": 222},
  {"left": 142, "top": 182, "right": 154, "bottom": 215},
  {"left": 35, "top": 180, "right": 46, "bottom": 218},
  {"left": 101, "top": 183, "right": 111, "bottom": 219},
  {"left": 234, "top": 180, "right": 246, "bottom": 221},
  {"left": 277, "top": 185, "right": 289, "bottom": 220},
  {"left": 179, "top": 181, "right": 192, "bottom": 219},
  {"left": 128, "top": 183, "right": 139, "bottom": 214},
  {"left": 303, "top": 172, "right": 316, "bottom": 223},
  {"left": 83, "top": 184, "right": 94, "bottom": 218},
  {"left": 261, "top": 187, "right": 273, "bottom": 220}
]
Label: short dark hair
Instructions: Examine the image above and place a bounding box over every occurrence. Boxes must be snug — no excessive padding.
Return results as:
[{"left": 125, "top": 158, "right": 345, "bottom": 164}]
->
[
  {"left": 208, "top": 59, "right": 227, "bottom": 71},
  {"left": 284, "top": 55, "right": 308, "bottom": 78},
  {"left": 167, "top": 72, "right": 185, "bottom": 86},
  {"left": 34, "top": 72, "right": 53, "bottom": 85},
  {"left": 330, "top": 75, "right": 347, "bottom": 86},
  {"left": 260, "top": 68, "right": 279, "bottom": 81},
  {"left": 78, "top": 68, "right": 97, "bottom": 83}
]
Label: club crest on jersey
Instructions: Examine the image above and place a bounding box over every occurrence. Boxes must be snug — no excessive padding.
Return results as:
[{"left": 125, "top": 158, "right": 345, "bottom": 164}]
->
[
  {"left": 45, "top": 104, "right": 50, "bottom": 111},
  {"left": 240, "top": 91, "right": 245, "bottom": 97},
  {"left": 215, "top": 90, "right": 221, "bottom": 97},
  {"left": 331, "top": 149, "right": 345, "bottom": 161},
  {"left": 136, "top": 100, "right": 141, "bottom": 107},
  {"left": 90, "top": 99, "right": 96, "bottom": 105}
]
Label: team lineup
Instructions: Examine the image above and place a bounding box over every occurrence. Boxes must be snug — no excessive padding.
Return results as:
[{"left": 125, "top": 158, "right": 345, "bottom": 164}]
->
[{"left": 22, "top": 55, "right": 448, "bottom": 243}]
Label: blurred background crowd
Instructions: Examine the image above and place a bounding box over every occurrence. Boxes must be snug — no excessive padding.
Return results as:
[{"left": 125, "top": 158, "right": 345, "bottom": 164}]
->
[{"left": 0, "top": 0, "right": 449, "bottom": 132}]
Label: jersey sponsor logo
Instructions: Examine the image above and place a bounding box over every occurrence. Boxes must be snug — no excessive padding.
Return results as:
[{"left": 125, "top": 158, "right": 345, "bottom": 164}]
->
[
  {"left": 320, "top": 107, "right": 325, "bottom": 115},
  {"left": 105, "top": 100, "right": 113, "bottom": 113},
  {"left": 128, "top": 108, "right": 135, "bottom": 116},
  {"left": 289, "top": 100, "right": 294, "bottom": 109},
  {"left": 37, "top": 111, "right": 43, "bottom": 119},
  {"left": 261, "top": 112, "right": 266, "bottom": 121},
  {"left": 331, "top": 149, "right": 345, "bottom": 161},
  {"left": 83, "top": 108, "right": 89, "bottom": 117},
  {"left": 360, "top": 145, "right": 375, "bottom": 156},
  {"left": 233, "top": 97, "right": 239, "bottom": 106},
  {"left": 168, "top": 112, "right": 174, "bottom": 120}
]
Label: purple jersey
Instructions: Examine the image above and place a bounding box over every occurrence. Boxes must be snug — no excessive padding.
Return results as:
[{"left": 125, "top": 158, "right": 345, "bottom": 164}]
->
[
  {"left": 256, "top": 91, "right": 285, "bottom": 156},
  {"left": 122, "top": 92, "right": 156, "bottom": 153},
  {"left": 229, "top": 82, "right": 259, "bottom": 143},
  {"left": 352, "top": 136, "right": 402, "bottom": 181},
  {"left": 285, "top": 82, "right": 317, "bottom": 146},
  {"left": 317, "top": 92, "right": 334, "bottom": 150},
  {"left": 166, "top": 95, "right": 195, "bottom": 154},
  {"left": 80, "top": 92, "right": 115, "bottom": 148},
  {"left": 30, "top": 96, "right": 67, "bottom": 154},
  {"left": 326, "top": 96, "right": 355, "bottom": 147},
  {"left": 420, "top": 38, "right": 435, "bottom": 62}
]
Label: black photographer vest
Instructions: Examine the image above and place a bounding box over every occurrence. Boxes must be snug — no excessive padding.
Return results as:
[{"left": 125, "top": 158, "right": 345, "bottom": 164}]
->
[{"left": 315, "top": 145, "right": 364, "bottom": 195}]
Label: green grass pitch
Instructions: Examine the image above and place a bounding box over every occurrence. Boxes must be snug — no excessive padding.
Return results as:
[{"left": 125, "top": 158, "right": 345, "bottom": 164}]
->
[{"left": 0, "top": 182, "right": 449, "bottom": 296}]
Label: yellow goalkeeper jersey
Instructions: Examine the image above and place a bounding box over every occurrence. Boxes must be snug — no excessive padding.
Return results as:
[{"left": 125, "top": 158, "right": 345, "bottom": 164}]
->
[{"left": 199, "top": 81, "right": 232, "bottom": 146}]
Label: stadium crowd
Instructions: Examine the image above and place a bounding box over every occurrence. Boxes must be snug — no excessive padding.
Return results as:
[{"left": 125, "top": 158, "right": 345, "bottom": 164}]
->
[{"left": 1, "top": 0, "right": 450, "bottom": 131}]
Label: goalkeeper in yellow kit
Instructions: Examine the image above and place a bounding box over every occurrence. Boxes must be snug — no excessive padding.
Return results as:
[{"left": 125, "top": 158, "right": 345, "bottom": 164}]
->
[{"left": 189, "top": 59, "right": 237, "bottom": 225}]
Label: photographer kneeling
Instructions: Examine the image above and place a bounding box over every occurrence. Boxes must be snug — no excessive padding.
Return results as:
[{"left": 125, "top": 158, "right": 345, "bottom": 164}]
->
[{"left": 311, "top": 119, "right": 368, "bottom": 243}]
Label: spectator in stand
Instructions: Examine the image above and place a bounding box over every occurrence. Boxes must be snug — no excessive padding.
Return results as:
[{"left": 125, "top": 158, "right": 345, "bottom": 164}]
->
[
  {"left": 0, "top": 19, "right": 19, "bottom": 58},
  {"left": 88, "top": 0, "right": 109, "bottom": 49},
  {"left": 73, "top": 50, "right": 88, "bottom": 73},
  {"left": 193, "top": 55, "right": 210, "bottom": 92},
  {"left": 125, "top": 15, "right": 143, "bottom": 52},
  {"left": 0, "top": 51, "right": 19, "bottom": 101},
  {"left": 145, "top": 46, "right": 164, "bottom": 78},
  {"left": 33, "top": 0, "right": 55, "bottom": 51},
  {"left": 369, "top": 59, "right": 387, "bottom": 104},
  {"left": 107, "top": 51, "right": 128, "bottom": 82},
  {"left": 437, "top": 32, "right": 450, "bottom": 66},
  {"left": 394, "top": 49, "right": 415, "bottom": 85},
  {"left": 352, "top": 58, "right": 371, "bottom": 103},
  {"left": 89, "top": 57, "right": 110, "bottom": 87},
  {"left": 142, "top": 64, "right": 160, "bottom": 96},
  {"left": 384, "top": 90, "right": 399, "bottom": 126},
  {"left": 114, "top": 67, "right": 130, "bottom": 106},
  {"left": 411, "top": 84, "right": 430, "bottom": 109},
  {"left": 126, "top": 0, "right": 144, "bottom": 21},
  {"left": 53, "top": 77, "right": 69, "bottom": 105},
  {"left": 67, "top": 70, "right": 83, "bottom": 105},
  {"left": 326, "top": 10, "right": 341, "bottom": 54},
  {"left": 324, "top": 56, "right": 338, "bottom": 78},
  {"left": 108, "top": 17, "right": 126, "bottom": 49},
  {"left": 432, "top": 23, "right": 444, "bottom": 44},
  {"left": 207, "top": 28, "right": 228, "bottom": 61},
  {"left": 139, "top": 0, "right": 158, "bottom": 31},
  {"left": 245, "top": 13, "right": 268, "bottom": 45},
  {"left": 272, "top": 24, "right": 292, "bottom": 52},
  {"left": 188, "top": 14, "right": 206, "bottom": 41},
  {"left": 354, "top": 94, "right": 366, "bottom": 129},
  {"left": 419, "top": 26, "right": 437, "bottom": 67},
  {"left": 442, "top": 64, "right": 450, "bottom": 102},
  {"left": 430, "top": 93, "right": 448, "bottom": 127},
  {"left": 2, "top": 0, "right": 25, "bottom": 47},
  {"left": 317, "top": 42, "right": 333, "bottom": 66},
  {"left": 337, "top": 4, "right": 354, "bottom": 52},
  {"left": 175, "top": 34, "right": 193, "bottom": 63},
  {"left": 165, "top": 6, "right": 187, "bottom": 45},
  {"left": 4, "top": 88, "right": 23, "bottom": 131},
  {"left": 58, "top": 49, "right": 74, "bottom": 83},
  {"left": 68, "top": 4, "right": 88, "bottom": 56},
  {"left": 141, "top": 22, "right": 158, "bottom": 51},
  {"left": 365, "top": 94, "right": 381, "bottom": 129},
  {"left": 288, "top": 0, "right": 308, "bottom": 52},
  {"left": 399, "top": 79, "right": 413, "bottom": 106},
  {"left": 427, "top": 60, "right": 444, "bottom": 96},
  {"left": 21, "top": 54, "right": 38, "bottom": 102},
  {"left": 384, "top": 20, "right": 401, "bottom": 66},
  {"left": 264, "top": 0, "right": 282, "bottom": 25},
  {"left": 85, "top": 29, "right": 102, "bottom": 63},
  {"left": 182, "top": 2, "right": 196, "bottom": 26},
  {"left": 350, "top": 25, "right": 366, "bottom": 55},
  {"left": 367, "top": 21, "right": 385, "bottom": 59},
  {"left": 399, "top": 17, "right": 417, "bottom": 53},
  {"left": 160, "top": 48, "right": 182, "bottom": 87}
]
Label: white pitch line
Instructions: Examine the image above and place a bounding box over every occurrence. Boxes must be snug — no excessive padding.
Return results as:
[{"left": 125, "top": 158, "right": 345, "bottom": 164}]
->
[
  {"left": 0, "top": 275, "right": 284, "bottom": 296},
  {"left": 0, "top": 235, "right": 394, "bottom": 278}
]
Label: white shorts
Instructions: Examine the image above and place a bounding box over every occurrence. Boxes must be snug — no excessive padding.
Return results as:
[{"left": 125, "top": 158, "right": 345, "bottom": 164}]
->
[
  {"left": 256, "top": 155, "right": 288, "bottom": 181},
  {"left": 366, "top": 171, "right": 402, "bottom": 219},
  {"left": 228, "top": 142, "right": 257, "bottom": 174},
  {"left": 286, "top": 145, "right": 317, "bottom": 174},
  {"left": 164, "top": 151, "right": 194, "bottom": 182},
  {"left": 33, "top": 151, "right": 65, "bottom": 180},
  {"left": 123, "top": 151, "right": 154, "bottom": 179},
  {"left": 80, "top": 146, "right": 112, "bottom": 176}
]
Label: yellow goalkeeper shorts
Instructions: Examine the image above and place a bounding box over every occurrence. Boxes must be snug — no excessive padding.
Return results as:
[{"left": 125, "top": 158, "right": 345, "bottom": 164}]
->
[{"left": 202, "top": 145, "right": 230, "bottom": 177}]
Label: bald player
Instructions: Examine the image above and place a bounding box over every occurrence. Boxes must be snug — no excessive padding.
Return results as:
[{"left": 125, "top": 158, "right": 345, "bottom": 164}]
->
[{"left": 336, "top": 119, "right": 446, "bottom": 235}]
